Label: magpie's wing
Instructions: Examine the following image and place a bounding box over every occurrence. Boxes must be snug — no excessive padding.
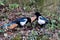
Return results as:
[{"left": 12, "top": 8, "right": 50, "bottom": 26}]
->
[
  {"left": 16, "top": 17, "right": 27, "bottom": 22},
  {"left": 40, "top": 16, "right": 49, "bottom": 22}
]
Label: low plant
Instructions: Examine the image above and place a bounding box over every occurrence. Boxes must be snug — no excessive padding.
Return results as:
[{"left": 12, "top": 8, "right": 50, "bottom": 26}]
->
[
  {"left": 11, "top": 34, "right": 21, "bottom": 40},
  {"left": 28, "top": 30, "right": 38, "bottom": 40},
  {"left": 0, "top": 1, "right": 4, "bottom": 5},
  {"left": 9, "top": 3, "right": 19, "bottom": 10},
  {"left": 23, "top": 6, "right": 32, "bottom": 12}
]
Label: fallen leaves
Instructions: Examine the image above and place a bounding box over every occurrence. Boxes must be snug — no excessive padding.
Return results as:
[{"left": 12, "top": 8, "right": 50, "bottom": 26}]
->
[{"left": 8, "top": 24, "right": 18, "bottom": 29}]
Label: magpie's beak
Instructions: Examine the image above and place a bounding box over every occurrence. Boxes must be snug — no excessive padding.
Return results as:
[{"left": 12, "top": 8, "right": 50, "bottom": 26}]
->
[{"left": 31, "top": 16, "right": 37, "bottom": 22}]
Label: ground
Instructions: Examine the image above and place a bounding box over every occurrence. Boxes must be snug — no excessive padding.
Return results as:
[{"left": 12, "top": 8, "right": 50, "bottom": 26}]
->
[{"left": 0, "top": 1, "right": 60, "bottom": 40}]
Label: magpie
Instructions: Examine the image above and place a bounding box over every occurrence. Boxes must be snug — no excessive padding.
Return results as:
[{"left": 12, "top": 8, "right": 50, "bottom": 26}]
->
[
  {"left": 35, "top": 12, "right": 49, "bottom": 28},
  {"left": 12, "top": 17, "right": 31, "bottom": 29}
]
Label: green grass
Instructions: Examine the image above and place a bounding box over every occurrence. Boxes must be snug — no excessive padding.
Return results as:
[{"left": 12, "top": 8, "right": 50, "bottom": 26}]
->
[
  {"left": 11, "top": 33, "right": 22, "bottom": 40},
  {"left": 0, "top": 0, "right": 60, "bottom": 40}
]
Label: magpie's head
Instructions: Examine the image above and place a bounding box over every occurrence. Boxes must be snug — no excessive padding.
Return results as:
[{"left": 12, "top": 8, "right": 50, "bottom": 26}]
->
[
  {"left": 35, "top": 12, "right": 41, "bottom": 18},
  {"left": 26, "top": 17, "right": 31, "bottom": 23}
]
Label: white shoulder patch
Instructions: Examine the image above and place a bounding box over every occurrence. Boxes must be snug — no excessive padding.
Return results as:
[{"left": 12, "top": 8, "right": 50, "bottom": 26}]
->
[
  {"left": 38, "top": 20, "right": 45, "bottom": 25},
  {"left": 38, "top": 16, "right": 45, "bottom": 25},
  {"left": 20, "top": 19, "right": 27, "bottom": 26}
]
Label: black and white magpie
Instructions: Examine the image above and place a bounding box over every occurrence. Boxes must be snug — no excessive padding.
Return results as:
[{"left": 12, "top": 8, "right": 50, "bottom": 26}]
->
[
  {"left": 35, "top": 12, "right": 49, "bottom": 27},
  {"left": 12, "top": 17, "right": 31, "bottom": 28}
]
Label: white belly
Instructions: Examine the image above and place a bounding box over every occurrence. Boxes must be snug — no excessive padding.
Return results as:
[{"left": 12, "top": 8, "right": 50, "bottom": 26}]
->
[{"left": 38, "top": 19, "right": 45, "bottom": 25}]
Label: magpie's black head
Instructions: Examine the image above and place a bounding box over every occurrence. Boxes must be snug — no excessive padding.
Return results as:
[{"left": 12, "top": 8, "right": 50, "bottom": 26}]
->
[
  {"left": 26, "top": 17, "right": 31, "bottom": 23},
  {"left": 35, "top": 12, "right": 41, "bottom": 17}
]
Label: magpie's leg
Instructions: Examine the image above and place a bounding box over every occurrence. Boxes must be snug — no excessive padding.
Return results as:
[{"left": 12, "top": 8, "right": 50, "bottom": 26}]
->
[
  {"left": 34, "top": 20, "right": 40, "bottom": 30},
  {"left": 34, "top": 20, "right": 37, "bottom": 28},
  {"left": 30, "top": 23, "right": 33, "bottom": 30}
]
